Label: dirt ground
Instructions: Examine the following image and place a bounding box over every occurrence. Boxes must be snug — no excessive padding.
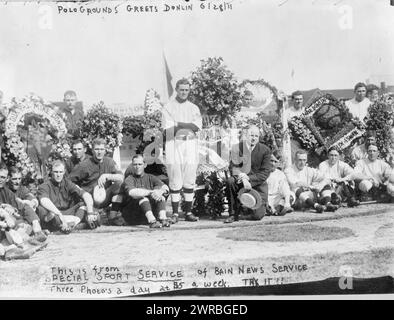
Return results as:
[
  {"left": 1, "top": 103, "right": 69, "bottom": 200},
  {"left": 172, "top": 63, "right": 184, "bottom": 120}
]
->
[{"left": 0, "top": 204, "right": 393, "bottom": 298}]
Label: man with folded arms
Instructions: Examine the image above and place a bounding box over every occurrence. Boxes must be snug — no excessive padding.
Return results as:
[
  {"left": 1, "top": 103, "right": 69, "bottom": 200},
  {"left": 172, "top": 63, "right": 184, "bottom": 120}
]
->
[
  {"left": 225, "top": 125, "right": 272, "bottom": 223},
  {"left": 285, "top": 150, "right": 335, "bottom": 213},
  {"left": 37, "top": 160, "right": 99, "bottom": 233},
  {"left": 121, "top": 155, "right": 170, "bottom": 228},
  {"left": 162, "top": 78, "right": 202, "bottom": 223},
  {"left": 353, "top": 144, "right": 392, "bottom": 202}
]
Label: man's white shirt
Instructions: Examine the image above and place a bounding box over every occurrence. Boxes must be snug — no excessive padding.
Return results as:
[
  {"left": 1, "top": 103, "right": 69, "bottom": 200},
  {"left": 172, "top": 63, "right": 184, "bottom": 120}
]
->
[
  {"left": 284, "top": 165, "right": 326, "bottom": 192},
  {"left": 345, "top": 98, "right": 371, "bottom": 121},
  {"left": 286, "top": 106, "right": 304, "bottom": 119},
  {"left": 354, "top": 158, "right": 391, "bottom": 184},
  {"left": 267, "top": 169, "right": 291, "bottom": 196},
  {"left": 318, "top": 160, "right": 354, "bottom": 181},
  {"left": 162, "top": 99, "right": 202, "bottom": 134}
]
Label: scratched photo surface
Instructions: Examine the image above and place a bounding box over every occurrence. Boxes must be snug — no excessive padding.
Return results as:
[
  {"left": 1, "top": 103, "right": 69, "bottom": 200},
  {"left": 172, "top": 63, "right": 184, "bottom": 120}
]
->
[{"left": 0, "top": 0, "right": 393, "bottom": 300}]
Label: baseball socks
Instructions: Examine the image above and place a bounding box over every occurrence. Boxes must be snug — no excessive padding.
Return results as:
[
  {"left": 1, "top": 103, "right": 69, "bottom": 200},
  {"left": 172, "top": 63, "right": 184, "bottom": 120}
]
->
[
  {"left": 170, "top": 190, "right": 181, "bottom": 224},
  {"left": 183, "top": 188, "right": 198, "bottom": 222}
]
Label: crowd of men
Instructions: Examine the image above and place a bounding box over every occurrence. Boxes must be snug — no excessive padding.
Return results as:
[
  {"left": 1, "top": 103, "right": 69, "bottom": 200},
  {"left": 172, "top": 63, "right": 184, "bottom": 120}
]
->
[{"left": 1, "top": 80, "right": 394, "bottom": 251}]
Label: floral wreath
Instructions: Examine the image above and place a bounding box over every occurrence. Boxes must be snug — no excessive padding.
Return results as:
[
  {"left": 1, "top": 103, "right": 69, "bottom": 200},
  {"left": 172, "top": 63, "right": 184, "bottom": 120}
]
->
[
  {"left": 288, "top": 93, "right": 365, "bottom": 153},
  {"left": 1, "top": 94, "right": 68, "bottom": 179},
  {"left": 239, "top": 78, "right": 279, "bottom": 110}
]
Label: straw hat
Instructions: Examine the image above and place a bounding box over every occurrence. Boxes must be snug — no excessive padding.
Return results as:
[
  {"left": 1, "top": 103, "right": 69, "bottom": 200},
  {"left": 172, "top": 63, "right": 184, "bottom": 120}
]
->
[{"left": 238, "top": 188, "right": 263, "bottom": 210}]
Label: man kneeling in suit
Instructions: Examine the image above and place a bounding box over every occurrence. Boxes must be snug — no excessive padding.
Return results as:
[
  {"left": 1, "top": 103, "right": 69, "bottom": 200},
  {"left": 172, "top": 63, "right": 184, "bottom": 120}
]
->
[{"left": 225, "top": 125, "right": 272, "bottom": 223}]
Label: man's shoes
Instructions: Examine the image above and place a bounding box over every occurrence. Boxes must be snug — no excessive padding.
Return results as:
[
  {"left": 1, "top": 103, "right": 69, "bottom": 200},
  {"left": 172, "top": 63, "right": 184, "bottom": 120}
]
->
[
  {"left": 184, "top": 213, "right": 199, "bottom": 222},
  {"left": 278, "top": 206, "right": 293, "bottom": 216},
  {"left": 315, "top": 204, "right": 326, "bottom": 213},
  {"left": 331, "top": 193, "right": 341, "bottom": 205},
  {"left": 4, "top": 247, "right": 28, "bottom": 260},
  {"left": 347, "top": 197, "right": 360, "bottom": 207},
  {"left": 326, "top": 203, "right": 339, "bottom": 212},
  {"left": 108, "top": 211, "right": 127, "bottom": 226},
  {"left": 360, "top": 194, "right": 373, "bottom": 202},
  {"left": 160, "top": 219, "right": 171, "bottom": 228},
  {"left": 239, "top": 213, "right": 261, "bottom": 221},
  {"left": 33, "top": 231, "right": 47, "bottom": 242},
  {"left": 169, "top": 215, "right": 179, "bottom": 224},
  {"left": 74, "top": 222, "right": 88, "bottom": 230},
  {"left": 224, "top": 216, "right": 235, "bottom": 224},
  {"left": 149, "top": 221, "right": 162, "bottom": 229}
]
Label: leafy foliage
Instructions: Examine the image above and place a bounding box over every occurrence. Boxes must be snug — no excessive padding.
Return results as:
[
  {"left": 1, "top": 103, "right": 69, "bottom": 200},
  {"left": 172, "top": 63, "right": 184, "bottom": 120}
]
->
[
  {"left": 365, "top": 99, "right": 394, "bottom": 160},
  {"left": 80, "top": 101, "right": 123, "bottom": 153},
  {"left": 189, "top": 57, "right": 243, "bottom": 123}
]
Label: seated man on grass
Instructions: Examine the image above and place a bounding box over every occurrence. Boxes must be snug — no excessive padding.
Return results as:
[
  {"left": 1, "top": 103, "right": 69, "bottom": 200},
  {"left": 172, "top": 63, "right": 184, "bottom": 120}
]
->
[
  {"left": 69, "top": 138, "right": 125, "bottom": 226},
  {"left": 37, "top": 160, "right": 99, "bottom": 233},
  {"left": 318, "top": 147, "right": 359, "bottom": 207},
  {"left": 7, "top": 166, "right": 39, "bottom": 211},
  {"left": 121, "top": 155, "right": 170, "bottom": 228},
  {"left": 266, "top": 151, "right": 294, "bottom": 216},
  {"left": 0, "top": 164, "right": 47, "bottom": 242},
  {"left": 284, "top": 150, "right": 337, "bottom": 213},
  {"left": 353, "top": 144, "right": 392, "bottom": 202}
]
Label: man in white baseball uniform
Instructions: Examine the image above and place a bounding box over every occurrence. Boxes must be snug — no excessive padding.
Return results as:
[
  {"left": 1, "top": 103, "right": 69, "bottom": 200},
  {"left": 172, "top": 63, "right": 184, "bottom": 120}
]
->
[
  {"left": 354, "top": 144, "right": 392, "bottom": 202},
  {"left": 318, "top": 147, "right": 359, "bottom": 207},
  {"left": 284, "top": 150, "right": 333, "bottom": 213},
  {"left": 162, "top": 78, "right": 202, "bottom": 223}
]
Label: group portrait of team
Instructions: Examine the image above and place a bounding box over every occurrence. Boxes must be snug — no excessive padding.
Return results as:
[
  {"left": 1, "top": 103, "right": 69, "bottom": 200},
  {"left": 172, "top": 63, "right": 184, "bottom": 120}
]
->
[{"left": 0, "top": 78, "right": 394, "bottom": 254}]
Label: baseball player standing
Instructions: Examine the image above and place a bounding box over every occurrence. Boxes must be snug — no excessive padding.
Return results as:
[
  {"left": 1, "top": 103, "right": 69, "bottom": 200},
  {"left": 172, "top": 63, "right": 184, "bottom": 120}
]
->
[{"left": 162, "top": 78, "right": 202, "bottom": 223}]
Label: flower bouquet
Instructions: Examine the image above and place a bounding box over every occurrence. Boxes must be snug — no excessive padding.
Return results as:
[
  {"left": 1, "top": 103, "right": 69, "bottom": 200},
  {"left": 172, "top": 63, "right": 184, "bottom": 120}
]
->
[
  {"left": 80, "top": 101, "right": 123, "bottom": 154},
  {"left": 189, "top": 57, "right": 243, "bottom": 122}
]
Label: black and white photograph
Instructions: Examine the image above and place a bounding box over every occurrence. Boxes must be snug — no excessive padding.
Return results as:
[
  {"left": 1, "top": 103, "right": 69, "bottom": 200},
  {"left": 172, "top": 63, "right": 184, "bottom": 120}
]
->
[{"left": 0, "top": 0, "right": 393, "bottom": 301}]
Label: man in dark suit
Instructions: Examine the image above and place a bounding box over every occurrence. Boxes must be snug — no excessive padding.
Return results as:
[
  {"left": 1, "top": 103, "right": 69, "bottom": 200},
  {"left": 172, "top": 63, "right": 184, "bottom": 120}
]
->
[
  {"left": 225, "top": 125, "right": 272, "bottom": 223},
  {"left": 59, "top": 90, "right": 84, "bottom": 138}
]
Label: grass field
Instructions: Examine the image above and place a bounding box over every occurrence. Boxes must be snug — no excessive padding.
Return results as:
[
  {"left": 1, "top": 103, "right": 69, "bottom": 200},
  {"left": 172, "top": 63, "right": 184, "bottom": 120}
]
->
[{"left": 218, "top": 224, "right": 356, "bottom": 242}]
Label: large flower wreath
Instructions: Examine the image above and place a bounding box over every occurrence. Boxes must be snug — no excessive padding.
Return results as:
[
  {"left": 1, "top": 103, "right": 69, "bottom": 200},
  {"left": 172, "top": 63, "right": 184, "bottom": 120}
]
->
[
  {"left": 1, "top": 94, "right": 68, "bottom": 180},
  {"left": 288, "top": 93, "right": 365, "bottom": 165}
]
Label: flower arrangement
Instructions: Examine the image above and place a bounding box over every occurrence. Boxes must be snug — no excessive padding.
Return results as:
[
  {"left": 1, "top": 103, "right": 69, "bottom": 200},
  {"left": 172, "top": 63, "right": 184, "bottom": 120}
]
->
[
  {"left": 239, "top": 78, "right": 279, "bottom": 112},
  {"left": 288, "top": 116, "right": 319, "bottom": 150},
  {"left": 2, "top": 132, "right": 36, "bottom": 178},
  {"left": 45, "top": 140, "right": 72, "bottom": 172},
  {"left": 365, "top": 99, "right": 394, "bottom": 160},
  {"left": 189, "top": 57, "right": 243, "bottom": 123},
  {"left": 191, "top": 173, "right": 208, "bottom": 216},
  {"left": 80, "top": 101, "right": 123, "bottom": 153},
  {"left": 1, "top": 93, "right": 68, "bottom": 180},
  {"left": 205, "top": 171, "right": 228, "bottom": 218}
]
